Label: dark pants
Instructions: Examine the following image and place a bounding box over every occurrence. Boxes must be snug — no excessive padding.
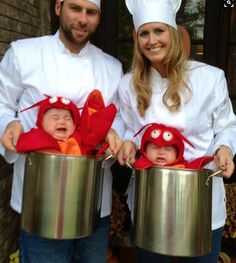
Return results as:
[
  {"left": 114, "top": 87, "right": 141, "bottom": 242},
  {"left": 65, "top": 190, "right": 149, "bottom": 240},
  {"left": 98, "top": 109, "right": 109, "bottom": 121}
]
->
[{"left": 20, "top": 217, "right": 110, "bottom": 263}]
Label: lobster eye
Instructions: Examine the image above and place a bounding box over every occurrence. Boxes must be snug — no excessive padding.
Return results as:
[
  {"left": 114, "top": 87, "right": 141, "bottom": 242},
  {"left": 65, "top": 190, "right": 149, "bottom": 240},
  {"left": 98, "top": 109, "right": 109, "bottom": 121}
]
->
[
  {"left": 163, "top": 131, "right": 173, "bottom": 141},
  {"left": 49, "top": 96, "right": 58, "bottom": 104},
  {"left": 61, "top": 97, "right": 71, "bottom": 105},
  {"left": 151, "top": 129, "right": 161, "bottom": 139}
]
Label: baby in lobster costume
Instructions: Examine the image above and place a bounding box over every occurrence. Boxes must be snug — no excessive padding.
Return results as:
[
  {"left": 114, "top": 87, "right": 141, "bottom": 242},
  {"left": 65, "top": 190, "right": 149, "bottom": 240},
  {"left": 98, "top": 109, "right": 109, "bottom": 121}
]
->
[
  {"left": 16, "top": 89, "right": 116, "bottom": 155},
  {"left": 134, "top": 123, "right": 213, "bottom": 170}
]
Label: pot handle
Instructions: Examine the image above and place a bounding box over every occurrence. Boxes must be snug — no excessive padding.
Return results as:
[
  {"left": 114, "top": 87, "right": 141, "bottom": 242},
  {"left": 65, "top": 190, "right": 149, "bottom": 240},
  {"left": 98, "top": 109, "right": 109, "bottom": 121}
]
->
[
  {"left": 124, "top": 161, "right": 133, "bottom": 169},
  {"left": 205, "top": 169, "right": 223, "bottom": 186}
]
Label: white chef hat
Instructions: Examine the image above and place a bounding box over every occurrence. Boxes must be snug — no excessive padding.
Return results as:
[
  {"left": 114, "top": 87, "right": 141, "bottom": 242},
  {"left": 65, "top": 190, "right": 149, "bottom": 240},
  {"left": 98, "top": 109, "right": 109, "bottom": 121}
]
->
[
  {"left": 125, "top": 0, "right": 182, "bottom": 31},
  {"left": 59, "top": 0, "right": 101, "bottom": 9}
]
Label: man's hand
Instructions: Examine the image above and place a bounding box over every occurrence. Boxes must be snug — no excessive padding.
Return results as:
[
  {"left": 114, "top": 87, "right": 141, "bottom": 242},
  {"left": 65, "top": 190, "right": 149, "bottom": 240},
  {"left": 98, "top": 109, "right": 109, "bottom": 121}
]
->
[
  {"left": 0, "top": 121, "right": 23, "bottom": 152},
  {"left": 105, "top": 128, "right": 122, "bottom": 157}
]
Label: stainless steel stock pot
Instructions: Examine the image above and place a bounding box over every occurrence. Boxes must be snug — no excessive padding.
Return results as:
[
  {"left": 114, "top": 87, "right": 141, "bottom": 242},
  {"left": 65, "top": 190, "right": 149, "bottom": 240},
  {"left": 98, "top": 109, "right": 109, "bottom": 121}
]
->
[
  {"left": 133, "top": 167, "right": 214, "bottom": 257},
  {"left": 21, "top": 151, "right": 104, "bottom": 239}
]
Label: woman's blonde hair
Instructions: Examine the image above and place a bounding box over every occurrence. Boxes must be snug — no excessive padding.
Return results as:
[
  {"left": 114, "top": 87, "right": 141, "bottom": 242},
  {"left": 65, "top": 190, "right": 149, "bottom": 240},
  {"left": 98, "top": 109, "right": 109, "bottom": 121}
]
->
[{"left": 131, "top": 25, "right": 191, "bottom": 117}]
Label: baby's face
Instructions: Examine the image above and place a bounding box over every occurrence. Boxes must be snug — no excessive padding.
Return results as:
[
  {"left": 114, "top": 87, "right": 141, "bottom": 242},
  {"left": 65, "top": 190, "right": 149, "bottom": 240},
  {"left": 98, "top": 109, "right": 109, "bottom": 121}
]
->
[
  {"left": 145, "top": 143, "right": 177, "bottom": 166},
  {"left": 42, "top": 108, "right": 75, "bottom": 140}
]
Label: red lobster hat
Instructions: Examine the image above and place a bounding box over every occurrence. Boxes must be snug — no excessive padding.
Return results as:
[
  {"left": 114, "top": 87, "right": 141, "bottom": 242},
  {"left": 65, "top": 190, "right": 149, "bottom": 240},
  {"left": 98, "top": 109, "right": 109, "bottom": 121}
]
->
[
  {"left": 21, "top": 95, "right": 80, "bottom": 129},
  {"left": 135, "top": 123, "right": 195, "bottom": 165}
]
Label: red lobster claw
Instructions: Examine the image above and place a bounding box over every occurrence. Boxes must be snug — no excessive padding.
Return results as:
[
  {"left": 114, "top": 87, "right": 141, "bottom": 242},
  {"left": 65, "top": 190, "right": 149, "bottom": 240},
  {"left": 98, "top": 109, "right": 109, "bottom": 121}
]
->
[{"left": 78, "top": 89, "right": 117, "bottom": 154}]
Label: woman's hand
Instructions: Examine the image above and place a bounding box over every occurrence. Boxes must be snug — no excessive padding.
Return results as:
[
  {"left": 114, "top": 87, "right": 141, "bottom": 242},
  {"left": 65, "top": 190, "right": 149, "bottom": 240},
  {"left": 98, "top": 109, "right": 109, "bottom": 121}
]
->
[
  {"left": 105, "top": 128, "right": 122, "bottom": 157},
  {"left": 214, "top": 145, "right": 235, "bottom": 178},
  {"left": 117, "top": 140, "right": 136, "bottom": 166},
  {"left": 0, "top": 120, "right": 23, "bottom": 152}
]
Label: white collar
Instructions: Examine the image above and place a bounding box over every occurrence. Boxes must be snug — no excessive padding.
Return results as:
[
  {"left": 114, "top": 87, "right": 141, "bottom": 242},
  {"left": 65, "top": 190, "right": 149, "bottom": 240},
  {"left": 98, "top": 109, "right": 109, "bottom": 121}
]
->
[{"left": 55, "top": 31, "right": 90, "bottom": 57}]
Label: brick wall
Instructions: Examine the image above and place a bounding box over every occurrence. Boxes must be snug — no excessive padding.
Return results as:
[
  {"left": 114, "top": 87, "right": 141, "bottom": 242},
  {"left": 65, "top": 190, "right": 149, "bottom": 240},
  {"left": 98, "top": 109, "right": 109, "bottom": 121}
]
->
[
  {"left": 0, "top": 0, "right": 51, "bottom": 58},
  {"left": 0, "top": 1, "right": 51, "bottom": 261}
]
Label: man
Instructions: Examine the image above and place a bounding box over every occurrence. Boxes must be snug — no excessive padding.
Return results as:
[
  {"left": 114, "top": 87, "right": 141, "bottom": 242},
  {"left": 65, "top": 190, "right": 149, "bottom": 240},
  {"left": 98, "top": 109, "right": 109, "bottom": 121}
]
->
[{"left": 0, "top": 0, "right": 123, "bottom": 262}]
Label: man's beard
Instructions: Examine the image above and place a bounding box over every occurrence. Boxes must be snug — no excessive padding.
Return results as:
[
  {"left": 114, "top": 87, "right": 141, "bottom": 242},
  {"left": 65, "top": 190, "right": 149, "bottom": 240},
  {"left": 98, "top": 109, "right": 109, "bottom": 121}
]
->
[{"left": 60, "top": 19, "right": 96, "bottom": 47}]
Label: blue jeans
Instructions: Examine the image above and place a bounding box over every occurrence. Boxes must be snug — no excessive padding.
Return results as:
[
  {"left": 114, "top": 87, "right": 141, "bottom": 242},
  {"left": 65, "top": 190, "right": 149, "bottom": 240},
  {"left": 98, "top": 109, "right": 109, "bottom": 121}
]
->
[
  {"left": 20, "top": 217, "right": 110, "bottom": 263},
  {"left": 135, "top": 227, "right": 223, "bottom": 263}
]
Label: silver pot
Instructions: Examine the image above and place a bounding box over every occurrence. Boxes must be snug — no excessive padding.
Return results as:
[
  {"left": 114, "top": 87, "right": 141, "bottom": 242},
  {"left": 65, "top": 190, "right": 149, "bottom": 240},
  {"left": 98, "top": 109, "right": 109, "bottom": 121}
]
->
[
  {"left": 133, "top": 167, "right": 214, "bottom": 257},
  {"left": 21, "top": 151, "right": 104, "bottom": 239}
]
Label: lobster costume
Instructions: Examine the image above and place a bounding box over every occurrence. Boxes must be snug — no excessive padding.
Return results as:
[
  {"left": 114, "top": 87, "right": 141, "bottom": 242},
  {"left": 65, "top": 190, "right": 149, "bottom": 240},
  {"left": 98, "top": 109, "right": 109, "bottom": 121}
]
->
[
  {"left": 134, "top": 123, "right": 213, "bottom": 170},
  {"left": 16, "top": 89, "right": 117, "bottom": 155}
]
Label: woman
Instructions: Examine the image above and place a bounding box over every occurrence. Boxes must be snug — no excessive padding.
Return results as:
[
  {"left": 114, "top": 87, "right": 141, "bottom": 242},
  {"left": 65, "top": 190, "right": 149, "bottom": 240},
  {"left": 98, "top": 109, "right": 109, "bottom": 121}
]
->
[{"left": 117, "top": 0, "right": 236, "bottom": 262}]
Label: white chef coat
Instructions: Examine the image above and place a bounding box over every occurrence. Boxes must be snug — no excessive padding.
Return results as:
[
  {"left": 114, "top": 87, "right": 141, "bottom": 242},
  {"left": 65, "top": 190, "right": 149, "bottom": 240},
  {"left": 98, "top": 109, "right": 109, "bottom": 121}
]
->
[
  {"left": 0, "top": 31, "right": 123, "bottom": 218},
  {"left": 118, "top": 61, "right": 236, "bottom": 230}
]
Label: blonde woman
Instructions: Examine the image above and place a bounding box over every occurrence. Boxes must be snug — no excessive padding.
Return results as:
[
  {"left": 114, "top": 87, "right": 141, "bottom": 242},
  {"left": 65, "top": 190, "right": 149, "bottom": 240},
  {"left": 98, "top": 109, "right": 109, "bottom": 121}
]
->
[{"left": 117, "top": 0, "right": 236, "bottom": 262}]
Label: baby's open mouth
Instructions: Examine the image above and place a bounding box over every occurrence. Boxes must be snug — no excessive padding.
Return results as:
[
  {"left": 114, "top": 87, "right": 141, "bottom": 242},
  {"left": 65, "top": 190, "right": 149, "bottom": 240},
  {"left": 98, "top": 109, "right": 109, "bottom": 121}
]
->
[
  {"left": 57, "top": 128, "right": 66, "bottom": 131},
  {"left": 156, "top": 157, "right": 165, "bottom": 161}
]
